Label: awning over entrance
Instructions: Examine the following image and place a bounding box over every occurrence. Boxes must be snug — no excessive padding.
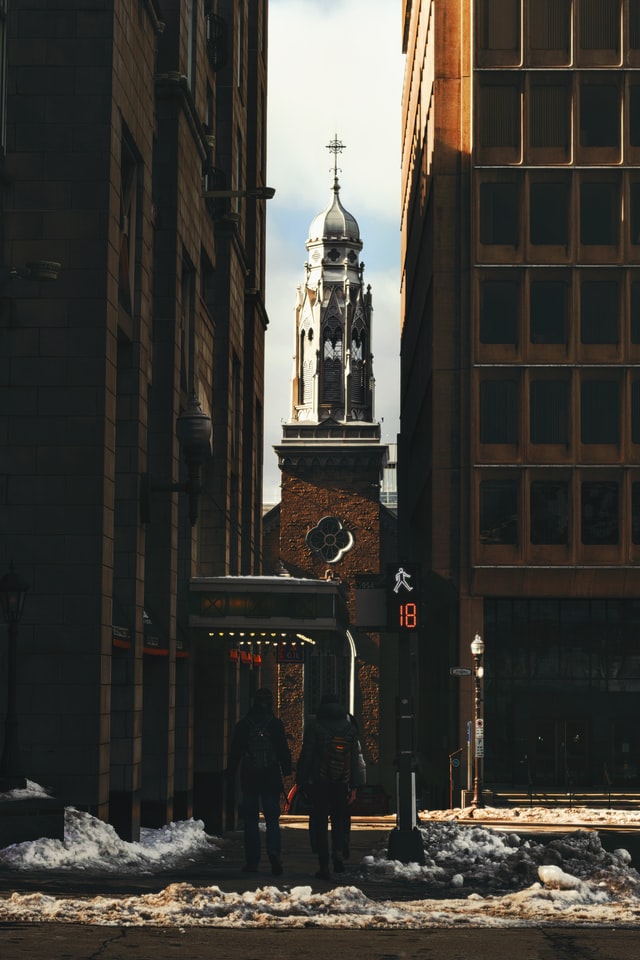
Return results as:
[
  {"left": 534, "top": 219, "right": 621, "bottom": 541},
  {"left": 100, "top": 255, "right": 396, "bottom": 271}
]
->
[{"left": 188, "top": 575, "right": 350, "bottom": 641}]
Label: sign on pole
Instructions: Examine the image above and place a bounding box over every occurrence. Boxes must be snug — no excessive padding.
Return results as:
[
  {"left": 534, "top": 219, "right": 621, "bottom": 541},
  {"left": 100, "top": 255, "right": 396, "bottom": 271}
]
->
[{"left": 386, "top": 563, "right": 421, "bottom": 631}]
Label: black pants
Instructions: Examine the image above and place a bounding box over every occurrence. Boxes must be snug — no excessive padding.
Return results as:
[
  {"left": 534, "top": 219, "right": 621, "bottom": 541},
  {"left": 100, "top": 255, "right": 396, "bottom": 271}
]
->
[{"left": 310, "top": 781, "right": 348, "bottom": 864}]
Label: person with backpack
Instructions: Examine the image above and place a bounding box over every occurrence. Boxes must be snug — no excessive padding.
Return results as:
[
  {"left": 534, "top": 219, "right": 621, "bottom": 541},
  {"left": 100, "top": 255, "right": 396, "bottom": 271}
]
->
[
  {"left": 227, "top": 687, "right": 292, "bottom": 876},
  {"left": 295, "top": 694, "right": 366, "bottom": 881}
]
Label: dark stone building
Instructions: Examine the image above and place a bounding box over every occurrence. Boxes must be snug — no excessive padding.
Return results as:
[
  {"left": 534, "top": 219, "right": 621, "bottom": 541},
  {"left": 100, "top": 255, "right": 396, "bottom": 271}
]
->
[{"left": 0, "top": 0, "right": 269, "bottom": 838}]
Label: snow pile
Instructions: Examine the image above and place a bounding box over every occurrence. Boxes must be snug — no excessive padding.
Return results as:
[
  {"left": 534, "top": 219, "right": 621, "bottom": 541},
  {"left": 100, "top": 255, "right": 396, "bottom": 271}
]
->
[
  {"left": 1, "top": 799, "right": 640, "bottom": 926},
  {"left": 0, "top": 807, "right": 218, "bottom": 875}
]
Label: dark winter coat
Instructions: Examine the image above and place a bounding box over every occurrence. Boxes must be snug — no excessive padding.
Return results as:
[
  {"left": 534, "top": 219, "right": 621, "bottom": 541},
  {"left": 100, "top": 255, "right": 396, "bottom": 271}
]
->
[
  {"left": 228, "top": 704, "right": 292, "bottom": 794},
  {"left": 296, "top": 700, "right": 366, "bottom": 791}
]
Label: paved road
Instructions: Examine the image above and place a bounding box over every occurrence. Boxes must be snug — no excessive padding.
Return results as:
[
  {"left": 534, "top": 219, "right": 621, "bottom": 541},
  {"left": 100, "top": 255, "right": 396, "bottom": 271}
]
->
[{"left": 1, "top": 925, "right": 638, "bottom": 960}]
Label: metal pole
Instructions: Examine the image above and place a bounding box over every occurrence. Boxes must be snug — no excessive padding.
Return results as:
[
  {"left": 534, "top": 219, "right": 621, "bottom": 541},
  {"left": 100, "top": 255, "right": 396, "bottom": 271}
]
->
[
  {"left": 0, "top": 618, "right": 26, "bottom": 790},
  {"left": 471, "top": 634, "right": 485, "bottom": 808}
]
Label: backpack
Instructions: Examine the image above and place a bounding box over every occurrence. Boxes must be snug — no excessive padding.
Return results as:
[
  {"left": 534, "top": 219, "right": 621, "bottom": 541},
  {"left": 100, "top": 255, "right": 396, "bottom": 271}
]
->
[
  {"left": 245, "top": 719, "right": 277, "bottom": 770},
  {"left": 319, "top": 731, "right": 352, "bottom": 783}
]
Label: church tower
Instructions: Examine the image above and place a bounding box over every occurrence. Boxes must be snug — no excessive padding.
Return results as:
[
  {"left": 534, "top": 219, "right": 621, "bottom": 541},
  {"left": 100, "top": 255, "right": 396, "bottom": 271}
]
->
[
  {"left": 292, "top": 138, "right": 375, "bottom": 426},
  {"left": 267, "top": 138, "right": 396, "bottom": 794}
]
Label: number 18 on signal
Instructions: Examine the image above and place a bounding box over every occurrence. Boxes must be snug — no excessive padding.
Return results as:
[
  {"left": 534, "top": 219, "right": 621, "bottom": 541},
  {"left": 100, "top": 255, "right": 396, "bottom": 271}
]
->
[{"left": 398, "top": 601, "right": 418, "bottom": 629}]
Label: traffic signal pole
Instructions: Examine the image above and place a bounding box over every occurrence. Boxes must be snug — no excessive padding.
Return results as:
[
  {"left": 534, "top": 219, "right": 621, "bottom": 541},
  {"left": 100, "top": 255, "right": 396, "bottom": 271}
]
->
[{"left": 386, "top": 563, "right": 425, "bottom": 864}]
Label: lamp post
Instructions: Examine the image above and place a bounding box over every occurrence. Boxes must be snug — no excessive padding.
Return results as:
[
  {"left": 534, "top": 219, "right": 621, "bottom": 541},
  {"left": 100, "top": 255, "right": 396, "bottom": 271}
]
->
[
  {"left": 140, "top": 391, "right": 213, "bottom": 526},
  {"left": 0, "top": 563, "right": 29, "bottom": 791},
  {"left": 470, "top": 633, "right": 485, "bottom": 808}
]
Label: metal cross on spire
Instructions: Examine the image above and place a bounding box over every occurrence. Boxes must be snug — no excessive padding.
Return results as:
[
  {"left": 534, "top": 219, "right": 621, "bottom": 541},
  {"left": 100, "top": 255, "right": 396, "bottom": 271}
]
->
[{"left": 326, "top": 134, "right": 346, "bottom": 181}]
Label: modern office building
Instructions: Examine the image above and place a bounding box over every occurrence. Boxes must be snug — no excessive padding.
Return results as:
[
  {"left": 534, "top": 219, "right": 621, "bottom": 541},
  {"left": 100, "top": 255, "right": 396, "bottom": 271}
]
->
[
  {"left": 400, "top": 0, "right": 640, "bottom": 804},
  {"left": 0, "top": 0, "right": 269, "bottom": 838}
]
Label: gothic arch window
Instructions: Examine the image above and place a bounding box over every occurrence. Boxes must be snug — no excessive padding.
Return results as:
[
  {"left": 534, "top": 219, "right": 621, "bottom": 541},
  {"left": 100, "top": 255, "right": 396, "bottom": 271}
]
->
[
  {"left": 300, "top": 327, "right": 314, "bottom": 405},
  {"left": 322, "top": 322, "right": 343, "bottom": 403},
  {"left": 351, "top": 324, "right": 366, "bottom": 405}
]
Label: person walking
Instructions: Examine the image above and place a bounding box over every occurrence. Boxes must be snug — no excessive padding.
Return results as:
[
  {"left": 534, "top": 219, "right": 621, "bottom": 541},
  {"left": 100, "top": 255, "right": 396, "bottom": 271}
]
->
[
  {"left": 296, "top": 694, "right": 366, "bottom": 880},
  {"left": 227, "top": 687, "right": 292, "bottom": 876}
]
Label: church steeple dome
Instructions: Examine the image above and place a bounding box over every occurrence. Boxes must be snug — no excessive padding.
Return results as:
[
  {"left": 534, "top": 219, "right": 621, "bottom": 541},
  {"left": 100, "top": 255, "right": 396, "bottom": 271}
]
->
[
  {"left": 289, "top": 137, "right": 376, "bottom": 427},
  {"left": 308, "top": 176, "right": 361, "bottom": 244}
]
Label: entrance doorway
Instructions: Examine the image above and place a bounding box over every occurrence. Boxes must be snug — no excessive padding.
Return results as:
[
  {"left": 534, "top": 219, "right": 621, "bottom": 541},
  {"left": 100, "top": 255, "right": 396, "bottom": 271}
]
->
[{"left": 531, "top": 718, "right": 589, "bottom": 787}]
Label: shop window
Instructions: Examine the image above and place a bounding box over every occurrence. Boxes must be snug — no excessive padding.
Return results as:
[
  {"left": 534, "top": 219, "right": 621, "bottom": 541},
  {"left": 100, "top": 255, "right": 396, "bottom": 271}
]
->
[
  {"left": 578, "top": 0, "right": 620, "bottom": 55},
  {"left": 530, "top": 180, "right": 569, "bottom": 245},
  {"left": 480, "top": 181, "right": 519, "bottom": 245},
  {"left": 580, "top": 280, "right": 619, "bottom": 343},
  {"left": 529, "top": 82, "right": 570, "bottom": 150},
  {"left": 480, "top": 480, "right": 518, "bottom": 544},
  {"left": 580, "top": 84, "right": 619, "bottom": 148},
  {"left": 530, "top": 481, "right": 569, "bottom": 544},
  {"left": 581, "top": 380, "right": 619, "bottom": 443},
  {"left": 478, "top": 82, "right": 520, "bottom": 149},
  {"left": 480, "top": 280, "right": 518, "bottom": 343},
  {"left": 530, "top": 381, "right": 569, "bottom": 444},
  {"left": 580, "top": 181, "right": 619, "bottom": 245},
  {"left": 581, "top": 481, "right": 619, "bottom": 545},
  {"left": 528, "top": 0, "right": 570, "bottom": 55},
  {"left": 480, "top": 380, "right": 518, "bottom": 443},
  {"left": 632, "top": 380, "right": 640, "bottom": 444},
  {"left": 478, "top": 0, "right": 520, "bottom": 53},
  {"left": 530, "top": 281, "right": 568, "bottom": 344}
]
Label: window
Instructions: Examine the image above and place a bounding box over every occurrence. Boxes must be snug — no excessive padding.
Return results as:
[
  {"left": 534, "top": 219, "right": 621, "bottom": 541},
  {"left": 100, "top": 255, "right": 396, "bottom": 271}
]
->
[
  {"left": 480, "top": 280, "right": 518, "bottom": 343},
  {"left": 580, "top": 181, "right": 619, "bottom": 245},
  {"left": 478, "top": 0, "right": 520, "bottom": 53},
  {"left": 578, "top": 0, "right": 620, "bottom": 55},
  {"left": 478, "top": 82, "right": 520, "bottom": 149},
  {"left": 580, "top": 280, "right": 619, "bottom": 343},
  {"left": 529, "top": 82, "right": 570, "bottom": 151},
  {"left": 632, "top": 283, "right": 640, "bottom": 343},
  {"left": 480, "top": 480, "right": 518, "bottom": 544},
  {"left": 0, "top": 0, "right": 6, "bottom": 151},
  {"left": 480, "top": 380, "right": 518, "bottom": 443},
  {"left": 632, "top": 380, "right": 640, "bottom": 444},
  {"left": 581, "top": 481, "right": 618, "bottom": 545},
  {"left": 480, "top": 181, "right": 519, "bottom": 245},
  {"left": 632, "top": 484, "right": 640, "bottom": 543},
  {"left": 580, "top": 83, "right": 619, "bottom": 148},
  {"left": 632, "top": 4, "right": 640, "bottom": 51},
  {"left": 529, "top": 0, "right": 570, "bottom": 55},
  {"left": 322, "top": 323, "right": 343, "bottom": 404},
  {"left": 631, "top": 84, "right": 640, "bottom": 147},
  {"left": 530, "top": 180, "right": 569, "bottom": 245},
  {"left": 530, "top": 482, "right": 569, "bottom": 544},
  {"left": 530, "top": 281, "right": 568, "bottom": 344},
  {"left": 118, "top": 134, "right": 140, "bottom": 316},
  {"left": 180, "top": 255, "right": 196, "bottom": 392},
  {"left": 631, "top": 183, "right": 640, "bottom": 244},
  {"left": 530, "top": 381, "right": 569, "bottom": 443},
  {"left": 581, "top": 380, "right": 619, "bottom": 443}
]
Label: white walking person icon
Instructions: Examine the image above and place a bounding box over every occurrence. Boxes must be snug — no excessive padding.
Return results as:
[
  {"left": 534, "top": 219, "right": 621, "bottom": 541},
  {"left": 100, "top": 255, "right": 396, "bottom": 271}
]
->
[{"left": 393, "top": 567, "right": 414, "bottom": 593}]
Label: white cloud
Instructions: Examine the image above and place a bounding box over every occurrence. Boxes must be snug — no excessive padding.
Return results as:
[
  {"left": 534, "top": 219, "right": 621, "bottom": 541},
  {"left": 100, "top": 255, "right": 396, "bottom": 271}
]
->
[{"left": 263, "top": 0, "right": 404, "bottom": 505}]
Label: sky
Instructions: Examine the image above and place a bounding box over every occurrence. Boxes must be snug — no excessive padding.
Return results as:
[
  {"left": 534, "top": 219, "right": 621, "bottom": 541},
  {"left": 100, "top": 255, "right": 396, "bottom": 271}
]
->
[
  {"left": 1, "top": 782, "right": 640, "bottom": 927},
  {"left": 262, "top": 0, "right": 405, "bottom": 504}
]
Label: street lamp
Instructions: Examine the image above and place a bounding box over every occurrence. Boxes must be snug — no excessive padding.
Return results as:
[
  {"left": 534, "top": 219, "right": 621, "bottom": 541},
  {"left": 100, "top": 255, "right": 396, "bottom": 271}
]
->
[
  {"left": 470, "top": 633, "right": 485, "bottom": 808},
  {"left": 0, "top": 563, "right": 29, "bottom": 791},
  {"left": 140, "top": 391, "right": 213, "bottom": 526}
]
